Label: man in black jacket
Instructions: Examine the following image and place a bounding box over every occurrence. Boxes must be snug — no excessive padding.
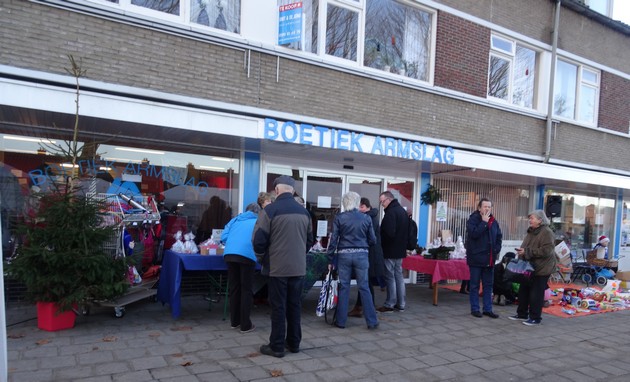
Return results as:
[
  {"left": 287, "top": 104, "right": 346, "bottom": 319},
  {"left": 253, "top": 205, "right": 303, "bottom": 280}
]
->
[{"left": 377, "top": 191, "right": 409, "bottom": 313}]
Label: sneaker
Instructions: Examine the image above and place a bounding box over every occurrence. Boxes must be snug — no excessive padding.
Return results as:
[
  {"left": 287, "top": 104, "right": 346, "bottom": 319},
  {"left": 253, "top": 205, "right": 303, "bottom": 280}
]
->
[
  {"left": 377, "top": 306, "right": 394, "bottom": 313},
  {"left": 394, "top": 305, "right": 405, "bottom": 312},
  {"left": 230, "top": 324, "right": 240, "bottom": 330},
  {"left": 260, "top": 344, "right": 285, "bottom": 358},
  {"left": 523, "top": 319, "right": 541, "bottom": 326},
  {"left": 471, "top": 311, "right": 482, "bottom": 318},
  {"left": 240, "top": 324, "right": 255, "bottom": 333},
  {"left": 483, "top": 311, "right": 499, "bottom": 319},
  {"left": 367, "top": 323, "right": 379, "bottom": 330},
  {"left": 508, "top": 315, "right": 528, "bottom": 321}
]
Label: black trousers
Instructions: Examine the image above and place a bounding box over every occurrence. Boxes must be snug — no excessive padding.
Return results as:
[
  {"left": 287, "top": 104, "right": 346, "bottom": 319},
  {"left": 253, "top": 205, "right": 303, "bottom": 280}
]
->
[
  {"left": 267, "top": 276, "right": 304, "bottom": 353},
  {"left": 516, "top": 275, "right": 550, "bottom": 321},
  {"left": 226, "top": 258, "right": 255, "bottom": 330}
]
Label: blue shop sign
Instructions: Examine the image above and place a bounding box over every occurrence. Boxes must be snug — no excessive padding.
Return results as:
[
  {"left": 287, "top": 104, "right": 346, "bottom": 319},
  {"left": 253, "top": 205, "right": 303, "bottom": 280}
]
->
[{"left": 262, "top": 118, "right": 455, "bottom": 164}]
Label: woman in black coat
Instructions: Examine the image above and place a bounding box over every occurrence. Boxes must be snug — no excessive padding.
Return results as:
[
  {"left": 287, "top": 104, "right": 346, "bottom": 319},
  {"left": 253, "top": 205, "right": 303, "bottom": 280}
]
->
[{"left": 348, "top": 197, "right": 384, "bottom": 317}]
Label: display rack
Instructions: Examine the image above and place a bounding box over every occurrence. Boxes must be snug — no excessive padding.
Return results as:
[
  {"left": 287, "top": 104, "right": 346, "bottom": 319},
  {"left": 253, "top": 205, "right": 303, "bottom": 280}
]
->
[{"left": 83, "top": 193, "right": 162, "bottom": 317}]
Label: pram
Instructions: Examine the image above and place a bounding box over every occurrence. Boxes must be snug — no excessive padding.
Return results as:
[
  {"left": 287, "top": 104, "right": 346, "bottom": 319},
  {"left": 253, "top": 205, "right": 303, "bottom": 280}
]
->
[{"left": 569, "top": 250, "right": 616, "bottom": 287}]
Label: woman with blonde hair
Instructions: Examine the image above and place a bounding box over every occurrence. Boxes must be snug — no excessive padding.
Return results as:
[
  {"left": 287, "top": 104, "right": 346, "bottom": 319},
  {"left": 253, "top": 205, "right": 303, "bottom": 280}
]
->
[{"left": 510, "top": 210, "right": 557, "bottom": 326}]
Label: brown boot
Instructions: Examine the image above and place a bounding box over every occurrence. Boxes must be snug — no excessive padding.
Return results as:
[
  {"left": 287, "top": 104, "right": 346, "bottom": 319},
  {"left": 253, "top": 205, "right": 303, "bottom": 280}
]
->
[{"left": 348, "top": 306, "right": 363, "bottom": 317}]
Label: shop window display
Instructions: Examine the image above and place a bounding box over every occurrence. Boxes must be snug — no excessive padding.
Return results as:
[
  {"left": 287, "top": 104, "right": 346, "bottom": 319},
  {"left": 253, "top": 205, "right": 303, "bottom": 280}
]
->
[
  {"left": 0, "top": 134, "right": 239, "bottom": 268},
  {"left": 545, "top": 192, "right": 615, "bottom": 255}
]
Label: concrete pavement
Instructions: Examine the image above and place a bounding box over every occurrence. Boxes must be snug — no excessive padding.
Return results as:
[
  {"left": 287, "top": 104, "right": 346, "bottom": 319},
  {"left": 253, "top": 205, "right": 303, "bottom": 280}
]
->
[{"left": 6, "top": 284, "right": 630, "bottom": 381}]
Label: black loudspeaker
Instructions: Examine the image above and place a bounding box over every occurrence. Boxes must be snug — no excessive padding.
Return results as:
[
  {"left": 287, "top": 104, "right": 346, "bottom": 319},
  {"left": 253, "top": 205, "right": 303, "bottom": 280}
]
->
[{"left": 546, "top": 195, "right": 562, "bottom": 218}]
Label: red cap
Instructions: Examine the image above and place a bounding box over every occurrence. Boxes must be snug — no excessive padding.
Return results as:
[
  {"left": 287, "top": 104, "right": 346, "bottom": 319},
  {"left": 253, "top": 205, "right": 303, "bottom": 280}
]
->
[{"left": 598, "top": 235, "right": 609, "bottom": 243}]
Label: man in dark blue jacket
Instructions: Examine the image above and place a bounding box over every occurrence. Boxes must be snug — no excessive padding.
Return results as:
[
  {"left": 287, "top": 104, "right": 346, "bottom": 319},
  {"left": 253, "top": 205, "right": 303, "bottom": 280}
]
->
[
  {"left": 377, "top": 191, "right": 409, "bottom": 313},
  {"left": 465, "top": 198, "right": 502, "bottom": 319}
]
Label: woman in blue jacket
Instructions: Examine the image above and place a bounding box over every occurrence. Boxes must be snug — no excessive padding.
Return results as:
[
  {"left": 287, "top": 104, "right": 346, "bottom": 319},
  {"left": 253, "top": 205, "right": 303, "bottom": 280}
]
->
[
  {"left": 221, "top": 202, "right": 260, "bottom": 333},
  {"left": 327, "top": 191, "right": 379, "bottom": 330}
]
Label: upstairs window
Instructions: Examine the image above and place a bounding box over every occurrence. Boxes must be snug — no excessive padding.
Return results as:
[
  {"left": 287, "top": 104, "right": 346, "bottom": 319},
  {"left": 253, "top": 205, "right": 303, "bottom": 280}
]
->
[
  {"left": 278, "top": 0, "right": 435, "bottom": 82},
  {"left": 191, "top": 0, "right": 241, "bottom": 33},
  {"left": 364, "top": 0, "right": 433, "bottom": 81},
  {"left": 554, "top": 59, "right": 599, "bottom": 124},
  {"left": 92, "top": 0, "right": 241, "bottom": 34},
  {"left": 487, "top": 35, "right": 537, "bottom": 109}
]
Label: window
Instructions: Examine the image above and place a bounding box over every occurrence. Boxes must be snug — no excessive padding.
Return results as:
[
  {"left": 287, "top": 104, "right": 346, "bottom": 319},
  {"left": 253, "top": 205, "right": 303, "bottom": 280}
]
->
[
  {"left": 278, "top": 0, "right": 435, "bottom": 81},
  {"left": 487, "top": 35, "right": 537, "bottom": 109},
  {"left": 326, "top": 4, "right": 359, "bottom": 61},
  {"left": 545, "top": 192, "right": 615, "bottom": 252},
  {"left": 553, "top": 59, "right": 599, "bottom": 124},
  {"left": 88, "top": 0, "right": 241, "bottom": 34},
  {"left": 190, "top": 0, "right": 241, "bottom": 33},
  {"left": 364, "top": 0, "right": 433, "bottom": 80}
]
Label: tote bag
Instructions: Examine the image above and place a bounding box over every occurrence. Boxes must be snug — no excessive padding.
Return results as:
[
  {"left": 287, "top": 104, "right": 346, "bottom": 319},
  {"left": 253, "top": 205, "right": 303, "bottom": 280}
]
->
[
  {"left": 503, "top": 258, "right": 535, "bottom": 284},
  {"left": 315, "top": 270, "right": 338, "bottom": 324}
]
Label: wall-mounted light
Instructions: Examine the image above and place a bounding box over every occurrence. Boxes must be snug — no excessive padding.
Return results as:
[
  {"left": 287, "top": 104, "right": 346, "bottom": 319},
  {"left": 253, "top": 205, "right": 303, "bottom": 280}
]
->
[
  {"left": 115, "top": 147, "right": 164, "bottom": 155},
  {"left": 200, "top": 165, "right": 225, "bottom": 171},
  {"left": 3, "top": 135, "right": 56, "bottom": 144},
  {"left": 211, "top": 157, "right": 233, "bottom": 162}
]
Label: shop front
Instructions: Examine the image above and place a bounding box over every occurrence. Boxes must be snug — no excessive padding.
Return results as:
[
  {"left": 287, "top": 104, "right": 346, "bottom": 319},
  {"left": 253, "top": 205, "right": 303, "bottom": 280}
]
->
[{"left": 2, "top": 72, "right": 630, "bottom": 286}]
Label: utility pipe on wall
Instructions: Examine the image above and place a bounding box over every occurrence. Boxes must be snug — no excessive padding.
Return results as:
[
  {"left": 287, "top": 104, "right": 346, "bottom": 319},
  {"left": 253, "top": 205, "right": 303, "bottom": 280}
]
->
[{"left": 544, "top": 0, "right": 562, "bottom": 163}]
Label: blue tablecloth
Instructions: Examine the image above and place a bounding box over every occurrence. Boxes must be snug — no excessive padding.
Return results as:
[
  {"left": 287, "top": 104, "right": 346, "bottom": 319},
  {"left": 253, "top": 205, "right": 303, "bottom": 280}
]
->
[
  {"left": 157, "top": 250, "right": 329, "bottom": 318},
  {"left": 157, "top": 250, "right": 232, "bottom": 318}
]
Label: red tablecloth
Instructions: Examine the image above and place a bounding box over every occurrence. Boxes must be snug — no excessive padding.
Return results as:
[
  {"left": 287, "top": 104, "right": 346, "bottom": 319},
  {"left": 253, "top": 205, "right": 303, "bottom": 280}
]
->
[
  {"left": 402, "top": 256, "right": 469, "bottom": 305},
  {"left": 402, "top": 256, "right": 469, "bottom": 283}
]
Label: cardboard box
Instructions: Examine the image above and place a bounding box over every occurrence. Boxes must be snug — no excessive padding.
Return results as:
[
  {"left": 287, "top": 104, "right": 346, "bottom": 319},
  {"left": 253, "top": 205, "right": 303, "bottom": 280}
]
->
[{"left": 615, "top": 271, "right": 630, "bottom": 281}]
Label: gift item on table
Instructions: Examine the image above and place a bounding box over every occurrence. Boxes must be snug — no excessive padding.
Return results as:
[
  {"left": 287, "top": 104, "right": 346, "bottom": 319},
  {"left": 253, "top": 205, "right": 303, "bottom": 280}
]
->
[
  {"left": 450, "top": 235, "right": 466, "bottom": 259},
  {"left": 183, "top": 232, "right": 199, "bottom": 254},
  {"left": 171, "top": 231, "right": 185, "bottom": 253},
  {"left": 311, "top": 237, "right": 325, "bottom": 252},
  {"left": 198, "top": 237, "right": 220, "bottom": 255}
]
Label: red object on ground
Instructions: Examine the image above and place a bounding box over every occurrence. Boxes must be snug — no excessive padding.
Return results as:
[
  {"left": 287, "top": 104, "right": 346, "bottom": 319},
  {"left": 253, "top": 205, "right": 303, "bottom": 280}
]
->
[{"left": 37, "top": 302, "right": 76, "bottom": 331}]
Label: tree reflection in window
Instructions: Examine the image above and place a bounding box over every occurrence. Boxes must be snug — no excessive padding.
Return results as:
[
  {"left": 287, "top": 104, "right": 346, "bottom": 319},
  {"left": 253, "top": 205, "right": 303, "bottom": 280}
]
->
[
  {"left": 488, "top": 37, "right": 536, "bottom": 108},
  {"left": 364, "top": 0, "right": 432, "bottom": 80},
  {"left": 325, "top": 4, "right": 358, "bottom": 61},
  {"left": 488, "top": 55, "right": 510, "bottom": 100},
  {"left": 190, "top": 0, "right": 241, "bottom": 33},
  {"left": 131, "top": 0, "right": 180, "bottom": 15}
]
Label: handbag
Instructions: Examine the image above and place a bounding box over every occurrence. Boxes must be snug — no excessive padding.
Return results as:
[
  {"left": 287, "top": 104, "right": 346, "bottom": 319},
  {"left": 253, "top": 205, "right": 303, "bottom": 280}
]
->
[
  {"left": 315, "top": 270, "right": 338, "bottom": 324},
  {"left": 503, "top": 258, "right": 535, "bottom": 284}
]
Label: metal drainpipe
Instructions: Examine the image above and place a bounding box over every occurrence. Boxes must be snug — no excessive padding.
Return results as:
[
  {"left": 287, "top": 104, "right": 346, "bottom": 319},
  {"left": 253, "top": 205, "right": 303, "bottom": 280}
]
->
[{"left": 544, "top": 0, "right": 562, "bottom": 163}]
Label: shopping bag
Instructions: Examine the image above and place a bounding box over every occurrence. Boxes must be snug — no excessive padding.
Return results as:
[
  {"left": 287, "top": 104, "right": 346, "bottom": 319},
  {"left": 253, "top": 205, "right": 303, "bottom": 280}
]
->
[
  {"left": 503, "top": 258, "right": 534, "bottom": 284},
  {"left": 315, "top": 270, "right": 338, "bottom": 323}
]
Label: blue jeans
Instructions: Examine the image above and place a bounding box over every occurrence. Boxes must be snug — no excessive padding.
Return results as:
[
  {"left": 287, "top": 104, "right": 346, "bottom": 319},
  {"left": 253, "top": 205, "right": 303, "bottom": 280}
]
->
[
  {"left": 383, "top": 258, "right": 406, "bottom": 309},
  {"left": 336, "top": 251, "right": 378, "bottom": 328},
  {"left": 469, "top": 266, "right": 494, "bottom": 313},
  {"left": 267, "top": 276, "right": 304, "bottom": 353}
]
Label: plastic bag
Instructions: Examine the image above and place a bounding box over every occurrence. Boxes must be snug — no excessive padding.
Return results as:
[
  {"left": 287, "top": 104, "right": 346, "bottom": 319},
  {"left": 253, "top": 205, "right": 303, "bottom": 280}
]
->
[
  {"left": 503, "top": 258, "right": 534, "bottom": 284},
  {"left": 315, "top": 270, "right": 338, "bottom": 318}
]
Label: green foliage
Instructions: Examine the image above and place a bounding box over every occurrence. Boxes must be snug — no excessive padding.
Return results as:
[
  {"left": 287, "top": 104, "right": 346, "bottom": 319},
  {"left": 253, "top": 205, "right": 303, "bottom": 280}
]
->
[
  {"left": 420, "top": 184, "right": 442, "bottom": 205},
  {"left": 8, "top": 191, "right": 129, "bottom": 312}
]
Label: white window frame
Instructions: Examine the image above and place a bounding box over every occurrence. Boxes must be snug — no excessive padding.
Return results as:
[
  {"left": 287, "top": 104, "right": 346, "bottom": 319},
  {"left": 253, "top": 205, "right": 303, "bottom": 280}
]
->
[
  {"left": 487, "top": 34, "right": 538, "bottom": 110},
  {"left": 554, "top": 58, "right": 600, "bottom": 126},
  {"left": 276, "top": 0, "right": 436, "bottom": 83},
  {"left": 319, "top": 0, "right": 364, "bottom": 65},
  {"left": 84, "top": 0, "right": 242, "bottom": 35}
]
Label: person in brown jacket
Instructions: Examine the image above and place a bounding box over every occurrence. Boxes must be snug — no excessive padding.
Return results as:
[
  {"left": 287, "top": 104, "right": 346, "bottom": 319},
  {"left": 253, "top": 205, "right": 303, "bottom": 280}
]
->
[{"left": 510, "top": 209, "right": 557, "bottom": 326}]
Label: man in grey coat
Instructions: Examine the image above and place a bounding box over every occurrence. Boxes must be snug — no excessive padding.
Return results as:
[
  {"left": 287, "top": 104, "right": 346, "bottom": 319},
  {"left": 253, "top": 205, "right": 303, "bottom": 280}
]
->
[{"left": 252, "top": 175, "right": 314, "bottom": 358}]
